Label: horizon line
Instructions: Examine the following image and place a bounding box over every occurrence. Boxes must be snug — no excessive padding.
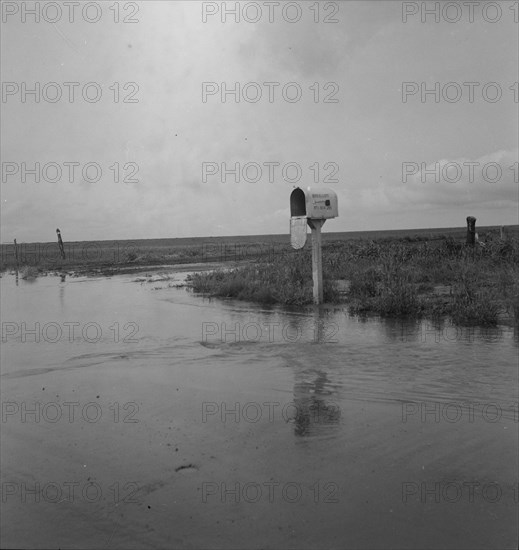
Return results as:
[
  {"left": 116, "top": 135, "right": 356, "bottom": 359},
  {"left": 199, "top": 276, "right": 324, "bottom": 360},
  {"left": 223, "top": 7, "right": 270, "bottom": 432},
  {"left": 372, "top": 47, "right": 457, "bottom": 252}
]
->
[{"left": 2, "top": 224, "right": 518, "bottom": 245}]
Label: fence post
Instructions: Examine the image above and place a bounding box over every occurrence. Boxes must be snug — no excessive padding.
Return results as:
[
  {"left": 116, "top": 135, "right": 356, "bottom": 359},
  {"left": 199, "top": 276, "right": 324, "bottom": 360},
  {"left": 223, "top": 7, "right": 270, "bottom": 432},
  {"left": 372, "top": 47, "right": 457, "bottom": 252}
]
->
[
  {"left": 466, "top": 216, "right": 476, "bottom": 246},
  {"left": 56, "top": 228, "right": 66, "bottom": 259},
  {"left": 13, "top": 238, "right": 19, "bottom": 268}
]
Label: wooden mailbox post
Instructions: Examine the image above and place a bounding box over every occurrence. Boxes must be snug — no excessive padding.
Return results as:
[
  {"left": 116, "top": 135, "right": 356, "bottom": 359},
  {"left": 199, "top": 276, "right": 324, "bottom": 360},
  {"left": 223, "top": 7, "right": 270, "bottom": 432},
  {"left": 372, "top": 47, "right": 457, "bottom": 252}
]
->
[{"left": 289, "top": 187, "right": 338, "bottom": 305}]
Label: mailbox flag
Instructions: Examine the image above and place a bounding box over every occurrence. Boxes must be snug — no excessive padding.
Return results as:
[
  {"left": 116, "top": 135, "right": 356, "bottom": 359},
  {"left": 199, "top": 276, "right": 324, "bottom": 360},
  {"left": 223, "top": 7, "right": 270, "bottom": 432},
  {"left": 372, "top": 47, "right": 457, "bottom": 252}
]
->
[{"left": 290, "top": 216, "right": 307, "bottom": 250}]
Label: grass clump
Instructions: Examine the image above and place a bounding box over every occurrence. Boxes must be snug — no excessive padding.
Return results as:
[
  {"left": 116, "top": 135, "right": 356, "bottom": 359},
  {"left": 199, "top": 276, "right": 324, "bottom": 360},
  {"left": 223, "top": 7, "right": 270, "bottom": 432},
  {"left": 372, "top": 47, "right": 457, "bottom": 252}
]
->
[
  {"left": 189, "top": 228, "right": 519, "bottom": 326},
  {"left": 449, "top": 263, "right": 501, "bottom": 325},
  {"left": 346, "top": 254, "right": 422, "bottom": 317},
  {"left": 188, "top": 249, "right": 339, "bottom": 306},
  {"left": 19, "top": 265, "right": 39, "bottom": 280},
  {"left": 336, "top": 231, "right": 518, "bottom": 324}
]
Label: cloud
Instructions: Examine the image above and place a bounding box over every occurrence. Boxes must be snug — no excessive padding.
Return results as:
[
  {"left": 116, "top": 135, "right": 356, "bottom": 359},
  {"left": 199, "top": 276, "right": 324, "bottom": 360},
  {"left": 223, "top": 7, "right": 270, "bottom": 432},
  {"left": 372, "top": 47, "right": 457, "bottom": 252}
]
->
[{"left": 394, "top": 150, "right": 518, "bottom": 209}]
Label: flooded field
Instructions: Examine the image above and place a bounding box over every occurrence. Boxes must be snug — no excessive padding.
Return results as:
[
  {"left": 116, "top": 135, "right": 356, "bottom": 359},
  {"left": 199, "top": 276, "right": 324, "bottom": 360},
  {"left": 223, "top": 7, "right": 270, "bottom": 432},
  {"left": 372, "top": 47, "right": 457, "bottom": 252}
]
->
[{"left": 1, "top": 271, "right": 518, "bottom": 549}]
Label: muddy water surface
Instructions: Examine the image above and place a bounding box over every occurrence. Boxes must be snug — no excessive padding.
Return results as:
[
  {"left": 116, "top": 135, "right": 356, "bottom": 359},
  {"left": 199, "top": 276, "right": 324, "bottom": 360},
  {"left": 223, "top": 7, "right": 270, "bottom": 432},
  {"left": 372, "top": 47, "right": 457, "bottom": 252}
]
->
[{"left": 1, "top": 272, "right": 517, "bottom": 549}]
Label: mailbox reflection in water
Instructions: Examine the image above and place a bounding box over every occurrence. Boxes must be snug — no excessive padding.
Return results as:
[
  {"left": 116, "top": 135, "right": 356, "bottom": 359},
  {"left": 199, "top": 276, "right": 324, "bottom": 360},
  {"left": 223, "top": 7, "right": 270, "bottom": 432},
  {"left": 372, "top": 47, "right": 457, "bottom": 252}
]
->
[{"left": 290, "top": 187, "right": 338, "bottom": 220}]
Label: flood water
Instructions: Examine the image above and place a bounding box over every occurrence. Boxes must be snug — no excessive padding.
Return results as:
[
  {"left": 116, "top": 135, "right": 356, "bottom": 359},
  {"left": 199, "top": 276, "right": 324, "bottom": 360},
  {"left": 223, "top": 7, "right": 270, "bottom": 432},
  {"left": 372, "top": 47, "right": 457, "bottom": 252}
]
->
[{"left": 1, "top": 271, "right": 518, "bottom": 549}]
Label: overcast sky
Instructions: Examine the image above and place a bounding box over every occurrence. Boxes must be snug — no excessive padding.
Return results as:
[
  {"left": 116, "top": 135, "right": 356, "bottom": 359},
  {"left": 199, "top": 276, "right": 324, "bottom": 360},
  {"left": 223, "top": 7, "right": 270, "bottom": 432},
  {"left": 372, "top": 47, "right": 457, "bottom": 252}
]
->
[{"left": 1, "top": 0, "right": 518, "bottom": 242}]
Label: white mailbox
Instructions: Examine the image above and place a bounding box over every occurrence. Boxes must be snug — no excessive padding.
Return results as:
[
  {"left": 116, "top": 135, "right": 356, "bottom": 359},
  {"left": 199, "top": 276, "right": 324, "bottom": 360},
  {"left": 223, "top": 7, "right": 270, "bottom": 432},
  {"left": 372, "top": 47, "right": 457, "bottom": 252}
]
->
[{"left": 290, "top": 187, "right": 338, "bottom": 220}]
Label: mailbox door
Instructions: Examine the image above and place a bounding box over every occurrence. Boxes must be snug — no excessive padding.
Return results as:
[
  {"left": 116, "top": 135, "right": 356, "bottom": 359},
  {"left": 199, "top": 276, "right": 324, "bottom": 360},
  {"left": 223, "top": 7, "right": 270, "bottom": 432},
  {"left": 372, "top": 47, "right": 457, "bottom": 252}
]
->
[{"left": 290, "top": 216, "right": 307, "bottom": 249}]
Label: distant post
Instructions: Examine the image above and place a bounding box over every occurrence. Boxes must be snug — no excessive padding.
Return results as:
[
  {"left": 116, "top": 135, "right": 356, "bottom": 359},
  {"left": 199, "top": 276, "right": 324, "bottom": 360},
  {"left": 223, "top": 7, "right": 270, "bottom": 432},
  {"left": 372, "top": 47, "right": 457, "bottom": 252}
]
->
[
  {"left": 13, "top": 239, "right": 19, "bottom": 268},
  {"left": 56, "top": 228, "right": 66, "bottom": 259},
  {"left": 466, "top": 216, "right": 476, "bottom": 246}
]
